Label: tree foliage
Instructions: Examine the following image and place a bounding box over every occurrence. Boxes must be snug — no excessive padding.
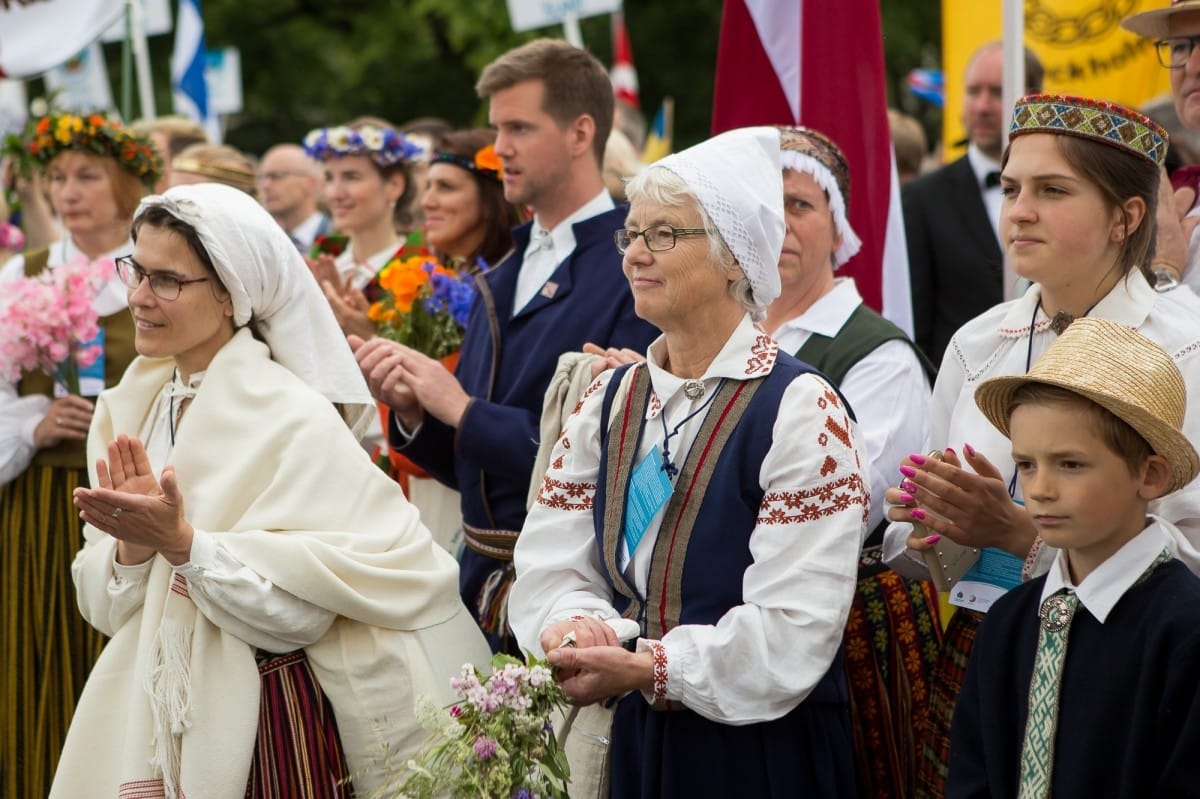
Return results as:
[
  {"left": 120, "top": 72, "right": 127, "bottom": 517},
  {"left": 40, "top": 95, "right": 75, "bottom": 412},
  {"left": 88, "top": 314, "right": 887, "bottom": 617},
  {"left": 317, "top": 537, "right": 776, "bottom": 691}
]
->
[{"left": 98, "top": 0, "right": 939, "bottom": 158}]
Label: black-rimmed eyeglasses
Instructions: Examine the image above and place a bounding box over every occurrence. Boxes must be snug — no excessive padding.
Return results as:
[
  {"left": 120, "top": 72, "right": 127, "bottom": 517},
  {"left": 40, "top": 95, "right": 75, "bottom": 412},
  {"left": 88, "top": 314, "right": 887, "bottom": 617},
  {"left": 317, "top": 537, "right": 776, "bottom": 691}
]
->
[
  {"left": 115, "top": 255, "right": 210, "bottom": 301},
  {"left": 613, "top": 225, "right": 715, "bottom": 254},
  {"left": 1156, "top": 36, "right": 1200, "bottom": 68}
]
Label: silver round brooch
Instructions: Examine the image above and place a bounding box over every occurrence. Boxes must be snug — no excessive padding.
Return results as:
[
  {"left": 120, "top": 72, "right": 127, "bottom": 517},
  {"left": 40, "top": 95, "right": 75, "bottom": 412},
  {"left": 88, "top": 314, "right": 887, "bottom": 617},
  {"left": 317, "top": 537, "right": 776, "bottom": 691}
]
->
[
  {"left": 682, "top": 379, "right": 705, "bottom": 400},
  {"left": 1038, "top": 594, "right": 1075, "bottom": 633}
]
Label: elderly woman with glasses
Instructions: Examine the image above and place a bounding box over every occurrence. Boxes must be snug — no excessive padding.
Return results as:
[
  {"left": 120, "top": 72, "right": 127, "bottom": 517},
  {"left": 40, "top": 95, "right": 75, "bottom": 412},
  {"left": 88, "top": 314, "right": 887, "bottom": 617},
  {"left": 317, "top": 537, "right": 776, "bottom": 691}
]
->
[
  {"left": 508, "top": 127, "right": 868, "bottom": 798},
  {"left": 52, "top": 183, "right": 489, "bottom": 799}
]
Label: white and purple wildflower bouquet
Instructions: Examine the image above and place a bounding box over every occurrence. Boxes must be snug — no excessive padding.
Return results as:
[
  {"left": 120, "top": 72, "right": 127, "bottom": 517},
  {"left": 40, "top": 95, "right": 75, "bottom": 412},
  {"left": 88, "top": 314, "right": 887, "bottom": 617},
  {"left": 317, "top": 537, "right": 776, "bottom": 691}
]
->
[{"left": 390, "top": 653, "right": 571, "bottom": 799}]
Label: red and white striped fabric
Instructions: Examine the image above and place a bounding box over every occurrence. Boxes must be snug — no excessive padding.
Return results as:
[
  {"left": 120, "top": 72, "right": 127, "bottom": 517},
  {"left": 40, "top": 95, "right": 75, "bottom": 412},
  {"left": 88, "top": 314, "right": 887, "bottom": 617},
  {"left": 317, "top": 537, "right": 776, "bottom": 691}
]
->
[
  {"left": 712, "top": 0, "right": 913, "bottom": 335},
  {"left": 610, "top": 12, "right": 640, "bottom": 109}
]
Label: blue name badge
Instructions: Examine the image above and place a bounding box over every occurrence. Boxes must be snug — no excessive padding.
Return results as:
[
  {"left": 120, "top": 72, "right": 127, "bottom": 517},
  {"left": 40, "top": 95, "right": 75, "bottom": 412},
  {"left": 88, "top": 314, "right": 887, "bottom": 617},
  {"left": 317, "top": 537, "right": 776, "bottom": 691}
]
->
[
  {"left": 623, "top": 445, "right": 673, "bottom": 560},
  {"left": 949, "top": 547, "right": 1024, "bottom": 613}
]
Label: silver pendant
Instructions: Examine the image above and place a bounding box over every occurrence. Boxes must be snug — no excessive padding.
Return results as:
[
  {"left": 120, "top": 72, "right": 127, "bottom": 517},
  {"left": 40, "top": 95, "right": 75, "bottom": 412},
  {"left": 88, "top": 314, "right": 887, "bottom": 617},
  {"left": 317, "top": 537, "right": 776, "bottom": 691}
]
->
[
  {"left": 682, "top": 379, "right": 705, "bottom": 400},
  {"left": 1038, "top": 594, "right": 1075, "bottom": 633}
]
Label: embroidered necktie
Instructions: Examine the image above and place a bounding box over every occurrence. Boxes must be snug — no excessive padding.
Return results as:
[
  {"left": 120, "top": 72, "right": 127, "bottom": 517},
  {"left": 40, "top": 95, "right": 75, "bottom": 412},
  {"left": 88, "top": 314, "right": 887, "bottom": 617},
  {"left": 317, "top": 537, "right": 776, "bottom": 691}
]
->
[
  {"left": 1017, "top": 590, "right": 1077, "bottom": 799},
  {"left": 1017, "top": 549, "right": 1172, "bottom": 798}
]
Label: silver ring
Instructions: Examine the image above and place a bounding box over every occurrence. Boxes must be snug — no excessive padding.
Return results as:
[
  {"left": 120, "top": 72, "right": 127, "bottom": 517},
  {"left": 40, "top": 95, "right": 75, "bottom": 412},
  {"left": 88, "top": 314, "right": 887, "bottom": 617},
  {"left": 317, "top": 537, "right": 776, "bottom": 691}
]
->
[
  {"left": 111, "top": 507, "right": 123, "bottom": 519},
  {"left": 56, "top": 416, "right": 64, "bottom": 425}
]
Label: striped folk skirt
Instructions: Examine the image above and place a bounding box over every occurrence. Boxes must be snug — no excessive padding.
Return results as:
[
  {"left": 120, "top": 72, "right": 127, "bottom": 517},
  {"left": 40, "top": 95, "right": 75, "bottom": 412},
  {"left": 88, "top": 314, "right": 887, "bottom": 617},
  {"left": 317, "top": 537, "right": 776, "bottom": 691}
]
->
[
  {"left": 843, "top": 547, "right": 944, "bottom": 799},
  {"left": 246, "top": 650, "right": 355, "bottom": 798},
  {"left": 0, "top": 464, "right": 105, "bottom": 799},
  {"left": 914, "top": 607, "right": 984, "bottom": 799}
]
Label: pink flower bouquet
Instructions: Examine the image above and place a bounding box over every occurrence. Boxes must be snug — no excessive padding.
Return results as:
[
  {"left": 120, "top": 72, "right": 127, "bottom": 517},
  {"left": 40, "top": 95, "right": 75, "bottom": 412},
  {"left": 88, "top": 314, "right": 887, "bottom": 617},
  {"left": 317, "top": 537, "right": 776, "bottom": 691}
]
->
[{"left": 0, "top": 255, "right": 114, "bottom": 395}]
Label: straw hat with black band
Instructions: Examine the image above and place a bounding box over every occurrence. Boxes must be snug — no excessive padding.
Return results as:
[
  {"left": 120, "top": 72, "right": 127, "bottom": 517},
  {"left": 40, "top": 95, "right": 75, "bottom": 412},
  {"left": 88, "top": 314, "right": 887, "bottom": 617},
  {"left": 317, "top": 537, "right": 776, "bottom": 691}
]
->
[{"left": 974, "top": 317, "right": 1200, "bottom": 493}]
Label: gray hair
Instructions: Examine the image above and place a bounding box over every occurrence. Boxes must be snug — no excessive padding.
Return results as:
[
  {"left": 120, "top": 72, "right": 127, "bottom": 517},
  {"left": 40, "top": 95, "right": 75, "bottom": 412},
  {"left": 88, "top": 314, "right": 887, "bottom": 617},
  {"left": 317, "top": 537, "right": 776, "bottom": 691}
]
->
[{"left": 624, "top": 166, "right": 759, "bottom": 319}]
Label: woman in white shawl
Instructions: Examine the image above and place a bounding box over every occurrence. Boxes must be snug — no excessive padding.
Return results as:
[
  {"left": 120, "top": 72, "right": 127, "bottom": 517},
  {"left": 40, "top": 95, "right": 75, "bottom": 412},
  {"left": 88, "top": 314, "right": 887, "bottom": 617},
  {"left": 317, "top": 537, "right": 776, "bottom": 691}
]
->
[{"left": 55, "top": 183, "right": 489, "bottom": 799}]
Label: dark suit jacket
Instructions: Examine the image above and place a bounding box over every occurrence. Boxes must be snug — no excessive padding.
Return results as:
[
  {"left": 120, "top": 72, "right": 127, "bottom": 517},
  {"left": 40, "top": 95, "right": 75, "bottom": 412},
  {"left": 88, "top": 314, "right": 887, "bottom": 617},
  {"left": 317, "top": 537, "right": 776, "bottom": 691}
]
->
[
  {"left": 395, "top": 206, "right": 659, "bottom": 648},
  {"left": 902, "top": 155, "right": 1003, "bottom": 366}
]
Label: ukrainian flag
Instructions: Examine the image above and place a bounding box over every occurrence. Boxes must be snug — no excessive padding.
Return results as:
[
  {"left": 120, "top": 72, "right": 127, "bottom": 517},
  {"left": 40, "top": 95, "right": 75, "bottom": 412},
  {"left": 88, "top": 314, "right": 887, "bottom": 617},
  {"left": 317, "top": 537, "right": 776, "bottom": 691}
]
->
[{"left": 642, "top": 97, "right": 673, "bottom": 164}]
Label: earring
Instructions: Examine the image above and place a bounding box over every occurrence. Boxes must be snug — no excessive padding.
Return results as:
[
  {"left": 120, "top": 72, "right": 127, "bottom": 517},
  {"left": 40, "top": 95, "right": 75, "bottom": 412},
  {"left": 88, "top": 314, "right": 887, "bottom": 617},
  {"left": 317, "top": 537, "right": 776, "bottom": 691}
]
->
[{"left": 1113, "top": 231, "right": 1124, "bottom": 242}]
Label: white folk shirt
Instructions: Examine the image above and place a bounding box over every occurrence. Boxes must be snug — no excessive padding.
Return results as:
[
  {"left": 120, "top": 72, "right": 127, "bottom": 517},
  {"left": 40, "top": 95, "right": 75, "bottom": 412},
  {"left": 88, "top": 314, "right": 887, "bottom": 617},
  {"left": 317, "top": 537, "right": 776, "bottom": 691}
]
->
[
  {"left": 510, "top": 314, "right": 868, "bottom": 724},
  {"left": 771, "top": 278, "right": 931, "bottom": 533},
  {"left": 883, "top": 272, "right": 1200, "bottom": 581},
  {"left": 0, "top": 237, "right": 131, "bottom": 485},
  {"left": 512, "top": 190, "right": 615, "bottom": 314}
]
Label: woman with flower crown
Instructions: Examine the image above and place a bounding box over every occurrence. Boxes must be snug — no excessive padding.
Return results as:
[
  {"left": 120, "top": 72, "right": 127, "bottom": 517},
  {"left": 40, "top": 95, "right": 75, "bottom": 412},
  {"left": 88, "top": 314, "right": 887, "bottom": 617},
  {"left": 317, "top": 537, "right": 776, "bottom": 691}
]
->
[
  {"left": 303, "top": 116, "right": 421, "bottom": 341},
  {"left": 0, "top": 111, "right": 159, "bottom": 799},
  {"left": 881, "top": 94, "right": 1200, "bottom": 798}
]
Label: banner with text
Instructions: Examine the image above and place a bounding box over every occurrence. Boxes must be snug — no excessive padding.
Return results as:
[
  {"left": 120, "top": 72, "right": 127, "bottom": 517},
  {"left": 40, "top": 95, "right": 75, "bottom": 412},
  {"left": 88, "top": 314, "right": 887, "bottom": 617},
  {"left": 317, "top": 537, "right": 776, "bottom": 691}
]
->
[{"left": 941, "top": 0, "right": 1172, "bottom": 160}]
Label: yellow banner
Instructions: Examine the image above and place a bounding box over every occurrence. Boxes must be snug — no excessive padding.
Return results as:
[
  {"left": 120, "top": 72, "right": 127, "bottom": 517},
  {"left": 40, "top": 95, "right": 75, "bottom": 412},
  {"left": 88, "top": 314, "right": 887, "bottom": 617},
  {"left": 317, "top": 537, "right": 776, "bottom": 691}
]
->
[{"left": 941, "top": 0, "right": 1173, "bottom": 161}]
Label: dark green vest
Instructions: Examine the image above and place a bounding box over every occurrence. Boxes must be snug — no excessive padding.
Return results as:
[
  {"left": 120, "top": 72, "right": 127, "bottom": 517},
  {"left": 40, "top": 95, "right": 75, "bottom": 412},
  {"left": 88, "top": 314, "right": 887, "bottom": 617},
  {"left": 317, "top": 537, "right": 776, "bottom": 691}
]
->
[
  {"left": 793, "top": 303, "right": 936, "bottom": 386},
  {"left": 16, "top": 247, "right": 138, "bottom": 469}
]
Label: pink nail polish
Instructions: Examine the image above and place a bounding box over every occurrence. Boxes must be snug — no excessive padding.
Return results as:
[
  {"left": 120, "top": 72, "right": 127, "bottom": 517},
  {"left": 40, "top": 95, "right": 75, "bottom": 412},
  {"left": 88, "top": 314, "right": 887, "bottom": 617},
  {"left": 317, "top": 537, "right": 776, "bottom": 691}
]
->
[
  {"left": 898, "top": 492, "right": 914, "bottom": 504},
  {"left": 924, "top": 534, "right": 941, "bottom": 544},
  {"left": 945, "top": 448, "right": 956, "bottom": 457},
  {"left": 901, "top": 480, "right": 917, "bottom": 493},
  {"left": 964, "top": 443, "right": 976, "bottom": 457},
  {"left": 899, "top": 465, "right": 917, "bottom": 478},
  {"left": 911, "top": 508, "right": 927, "bottom": 520},
  {"left": 909, "top": 453, "right": 926, "bottom": 465}
]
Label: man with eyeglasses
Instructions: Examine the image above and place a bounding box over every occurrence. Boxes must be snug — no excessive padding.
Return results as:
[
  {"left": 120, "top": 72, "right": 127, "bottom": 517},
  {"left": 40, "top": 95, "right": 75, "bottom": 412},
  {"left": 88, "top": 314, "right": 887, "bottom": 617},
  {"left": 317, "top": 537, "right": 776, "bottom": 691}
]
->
[
  {"left": 1123, "top": 1, "right": 1200, "bottom": 294},
  {"left": 256, "top": 143, "right": 330, "bottom": 252}
]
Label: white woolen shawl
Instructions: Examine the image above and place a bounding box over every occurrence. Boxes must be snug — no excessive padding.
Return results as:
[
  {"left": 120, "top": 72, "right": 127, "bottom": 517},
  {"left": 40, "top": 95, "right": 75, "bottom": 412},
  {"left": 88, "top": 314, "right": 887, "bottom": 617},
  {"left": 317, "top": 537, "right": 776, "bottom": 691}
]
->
[
  {"left": 54, "top": 329, "right": 489, "bottom": 798},
  {"left": 135, "top": 183, "right": 375, "bottom": 439}
]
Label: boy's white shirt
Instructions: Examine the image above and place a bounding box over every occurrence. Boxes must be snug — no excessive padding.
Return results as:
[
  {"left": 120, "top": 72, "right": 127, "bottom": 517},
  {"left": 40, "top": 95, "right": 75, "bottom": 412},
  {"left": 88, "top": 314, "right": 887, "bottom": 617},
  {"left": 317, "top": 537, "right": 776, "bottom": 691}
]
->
[{"left": 1041, "top": 515, "right": 1178, "bottom": 623}]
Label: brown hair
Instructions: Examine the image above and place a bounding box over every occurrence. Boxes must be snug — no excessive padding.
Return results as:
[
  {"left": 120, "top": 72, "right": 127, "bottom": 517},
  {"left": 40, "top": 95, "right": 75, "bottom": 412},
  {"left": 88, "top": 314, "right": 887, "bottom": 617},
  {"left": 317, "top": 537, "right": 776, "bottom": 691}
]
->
[
  {"left": 130, "top": 115, "right": 209, "bottom": 161},
  {"left": 1001, "top": 134, "right": 1159, "bottom": 284},
  {"left": 131, "top": 205, "right": 221, "bottom": 284},
  {"left": 1007, "top": 383, "right": 1153, "bottom": 476},
  {"left": 172, "top": 143, "right": 258, "bottom": 196},
  {"left": 344, "top": 115, "right": 417, "bottom": 233},
  {"left": 475, "top": 38, "right": 613, "bottom": 168},
  {"left": 433, "top": 128, "right": 524, "bottom": 265}
]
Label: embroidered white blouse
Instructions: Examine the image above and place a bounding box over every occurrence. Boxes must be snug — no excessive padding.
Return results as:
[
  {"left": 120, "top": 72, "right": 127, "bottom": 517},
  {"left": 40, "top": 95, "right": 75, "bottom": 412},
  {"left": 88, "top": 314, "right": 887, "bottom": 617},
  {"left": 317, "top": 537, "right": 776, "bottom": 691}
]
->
[
  {"left": 883, "top": 272, "right": 1200, "bottom": 581},
  {"left": 509, "top": 314, "right": 869, "bottom": 724},
  {"left": 771, "top": 278, "right": 931, "bottom": 533},
  {"left": 0, "top": 238, "right": 131, "bottom": 485}
]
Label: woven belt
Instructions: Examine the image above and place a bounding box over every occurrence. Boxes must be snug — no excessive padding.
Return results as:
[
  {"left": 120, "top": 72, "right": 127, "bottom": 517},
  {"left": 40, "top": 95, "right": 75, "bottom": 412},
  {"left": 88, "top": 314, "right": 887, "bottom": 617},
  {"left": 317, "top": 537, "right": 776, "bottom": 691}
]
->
[{"left": 462, "top": 523, "right": 521, "bottom": 560}]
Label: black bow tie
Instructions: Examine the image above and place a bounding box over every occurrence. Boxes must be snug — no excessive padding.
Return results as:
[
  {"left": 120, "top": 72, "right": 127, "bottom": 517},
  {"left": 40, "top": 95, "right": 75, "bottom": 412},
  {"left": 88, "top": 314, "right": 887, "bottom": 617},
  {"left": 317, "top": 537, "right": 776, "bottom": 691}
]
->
[{"left": 984, "top": 170, "right": 1001, "bottom": 189}]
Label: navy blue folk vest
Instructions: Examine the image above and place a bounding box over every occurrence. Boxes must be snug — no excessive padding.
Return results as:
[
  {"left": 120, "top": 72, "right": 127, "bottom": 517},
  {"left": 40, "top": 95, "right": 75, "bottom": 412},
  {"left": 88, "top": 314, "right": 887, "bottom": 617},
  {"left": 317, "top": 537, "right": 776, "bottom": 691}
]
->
[{"left": 595, "top": 354, "right": 852, "bottom": 706}]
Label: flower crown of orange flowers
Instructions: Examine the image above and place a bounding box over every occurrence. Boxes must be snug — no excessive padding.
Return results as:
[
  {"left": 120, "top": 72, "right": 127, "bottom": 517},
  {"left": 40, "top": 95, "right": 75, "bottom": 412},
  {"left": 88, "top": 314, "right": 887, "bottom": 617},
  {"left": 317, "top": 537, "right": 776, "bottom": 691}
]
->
[
  {"left": 20, "top": 112, "right": 162, "bottom": 188},
  {"left": 431, "top": 144, "right": 502, "bottom": 183}
]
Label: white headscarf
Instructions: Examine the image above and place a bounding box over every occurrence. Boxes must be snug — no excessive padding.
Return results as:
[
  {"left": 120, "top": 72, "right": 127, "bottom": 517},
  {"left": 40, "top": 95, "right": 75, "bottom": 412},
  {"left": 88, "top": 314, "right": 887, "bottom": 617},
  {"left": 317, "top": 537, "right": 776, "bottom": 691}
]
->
[
  {"left": 652, "top": 126, "right": 785, "bottom": 315},
  {"left": 134, "top": 184, "right": 374, "bottom": 437}
]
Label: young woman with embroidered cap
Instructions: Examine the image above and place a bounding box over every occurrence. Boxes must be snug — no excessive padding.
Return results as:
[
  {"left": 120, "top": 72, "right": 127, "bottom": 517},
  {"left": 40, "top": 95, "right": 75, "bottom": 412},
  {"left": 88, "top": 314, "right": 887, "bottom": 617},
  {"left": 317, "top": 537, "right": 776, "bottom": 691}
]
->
[
  {"left": 0, "top": 111, "right": 160, "bottom": 799},
  {"left": 508, "top": 127, "right": 868, "bottom": 797},
  {"left": 881, "top": 94, "right": 1200, "bottom": 797},
  {"left": 51, "top": 183, "right": 489, "bottom": 798}
]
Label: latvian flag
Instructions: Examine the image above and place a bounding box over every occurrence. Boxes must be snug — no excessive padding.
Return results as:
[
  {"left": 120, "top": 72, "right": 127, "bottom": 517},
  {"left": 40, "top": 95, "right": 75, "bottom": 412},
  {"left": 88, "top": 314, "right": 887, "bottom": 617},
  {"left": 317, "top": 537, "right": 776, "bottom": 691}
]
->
[{"left": 712, "top": 0, "right": 913, "bottom": 335}]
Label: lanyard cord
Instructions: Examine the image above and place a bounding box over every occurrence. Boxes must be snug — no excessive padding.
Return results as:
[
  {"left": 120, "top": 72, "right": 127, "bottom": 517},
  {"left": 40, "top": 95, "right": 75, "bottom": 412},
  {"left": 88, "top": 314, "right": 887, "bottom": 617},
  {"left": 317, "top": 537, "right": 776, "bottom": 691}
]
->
[{"left": 657, "top": 378, "right": 726, "bottom": 478}]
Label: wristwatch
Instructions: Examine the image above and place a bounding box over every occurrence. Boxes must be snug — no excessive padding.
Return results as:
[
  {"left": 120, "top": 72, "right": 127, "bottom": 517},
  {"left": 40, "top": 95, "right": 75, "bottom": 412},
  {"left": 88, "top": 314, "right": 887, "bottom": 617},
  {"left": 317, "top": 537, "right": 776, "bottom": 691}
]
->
[{"left": 1151, "top": 266, "right": 1181, "bottom": 293}]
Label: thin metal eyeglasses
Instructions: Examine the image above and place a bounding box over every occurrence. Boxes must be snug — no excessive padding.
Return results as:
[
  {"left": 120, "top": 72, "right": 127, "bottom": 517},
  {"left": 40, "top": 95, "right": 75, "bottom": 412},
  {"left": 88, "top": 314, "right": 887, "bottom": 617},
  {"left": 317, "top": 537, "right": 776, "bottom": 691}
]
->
[
  {"left": 1156, "top": 35, "right": 1200, "bottom": 68},
  {"left": 613, "top": 225, "right": 715, "bottom": 254},
  {"left": 115, "top": 255, "right": 210, "bottom": 301}
]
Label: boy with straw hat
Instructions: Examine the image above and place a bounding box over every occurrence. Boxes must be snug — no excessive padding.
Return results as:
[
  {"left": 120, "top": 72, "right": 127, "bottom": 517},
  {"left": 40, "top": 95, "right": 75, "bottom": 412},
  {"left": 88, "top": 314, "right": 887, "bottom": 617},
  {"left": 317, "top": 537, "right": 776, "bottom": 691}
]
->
[{"left": 947, "top": 316, "right": 1200, "bottom": 798}]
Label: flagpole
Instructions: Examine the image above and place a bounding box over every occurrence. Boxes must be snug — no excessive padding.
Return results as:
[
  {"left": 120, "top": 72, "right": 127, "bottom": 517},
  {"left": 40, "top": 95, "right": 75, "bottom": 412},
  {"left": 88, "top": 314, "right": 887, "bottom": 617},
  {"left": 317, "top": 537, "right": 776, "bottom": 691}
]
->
[
  {"left": 562, "top": 13, "right": 583, "bottom": 48},
  {"left": 129, "top": 0, "right": 156, "bottom": 118},
  {"left": 1002, "top": 0, "right": 1024, "bottom": 134},
  {"left": 121, "top": 1, "right": 134, "bottom": 119}
]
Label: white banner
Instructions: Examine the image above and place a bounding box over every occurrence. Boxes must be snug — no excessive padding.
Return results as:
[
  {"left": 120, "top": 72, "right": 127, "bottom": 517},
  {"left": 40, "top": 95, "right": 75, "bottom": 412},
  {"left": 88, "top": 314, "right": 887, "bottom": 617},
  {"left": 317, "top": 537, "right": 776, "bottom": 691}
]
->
[
  {"left": 101, "top": 0, "right": 172, "bottom": 42},
  {"left": 0, "top": 0, "right": 125, "bottom": 78},
  {"left": 505, "top": 0, "right": 621, "bottom": 33},
  {"left": 0, "top": 79, "right": 27, "bottom": 137},
  {"left": 44, "top": 43, "right": 116, "bottom": 114}
]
